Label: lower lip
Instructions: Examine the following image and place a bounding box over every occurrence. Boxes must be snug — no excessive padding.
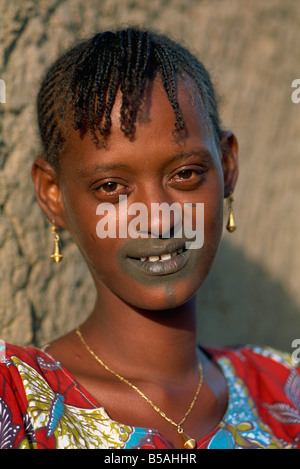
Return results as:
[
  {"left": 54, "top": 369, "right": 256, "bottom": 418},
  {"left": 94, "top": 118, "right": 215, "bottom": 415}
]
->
[{"left": 125, "top": 250, "right": 190, "bottom": 276}]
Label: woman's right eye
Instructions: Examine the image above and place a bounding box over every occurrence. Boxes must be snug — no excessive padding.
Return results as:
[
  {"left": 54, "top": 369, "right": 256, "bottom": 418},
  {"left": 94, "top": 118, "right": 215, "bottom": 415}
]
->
[
  {"left": 99, "top": 182, "right": 120, "bottom": 193},
  {"left": 92, "top": 181, "right": 125, "bottom": 194},
  {"left": 92, "top": 180, "right": 129, "bottom": 200}
]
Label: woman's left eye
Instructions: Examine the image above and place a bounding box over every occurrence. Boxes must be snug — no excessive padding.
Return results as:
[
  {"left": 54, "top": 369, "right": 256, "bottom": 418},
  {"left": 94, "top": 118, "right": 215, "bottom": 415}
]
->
[
  {"left": 169, "top": 167, "right": 206, "bottom": 190},
  {"left": 176, "top": 170, "right": 195, "bottom": 179},
  {"left": 172, "top": 168, "right": 204, "bottom": 182}
]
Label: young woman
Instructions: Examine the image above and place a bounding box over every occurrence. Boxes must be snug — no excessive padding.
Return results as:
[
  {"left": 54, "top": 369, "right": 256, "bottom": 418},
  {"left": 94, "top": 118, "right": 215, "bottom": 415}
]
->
[{"left": 0, "top": 27, "right": 299, "bottom": 450}]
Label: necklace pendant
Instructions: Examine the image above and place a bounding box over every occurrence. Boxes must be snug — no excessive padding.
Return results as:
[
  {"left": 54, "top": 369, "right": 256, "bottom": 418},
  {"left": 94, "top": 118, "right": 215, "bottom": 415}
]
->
[{"left": 178, "top": 428, "right": 196, "bottom": 449}]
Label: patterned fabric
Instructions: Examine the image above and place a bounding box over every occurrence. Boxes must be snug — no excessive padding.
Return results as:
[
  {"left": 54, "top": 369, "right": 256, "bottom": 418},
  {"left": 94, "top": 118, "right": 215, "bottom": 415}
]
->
[{"left": 0, "top": 342, "right": 299, "bottom": 449}]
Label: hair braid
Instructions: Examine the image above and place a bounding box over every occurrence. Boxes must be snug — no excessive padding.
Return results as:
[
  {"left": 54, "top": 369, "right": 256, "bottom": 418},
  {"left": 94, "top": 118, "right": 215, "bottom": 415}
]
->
[{"left": 37, "top": 27, "right": 222, "bottom": 168}]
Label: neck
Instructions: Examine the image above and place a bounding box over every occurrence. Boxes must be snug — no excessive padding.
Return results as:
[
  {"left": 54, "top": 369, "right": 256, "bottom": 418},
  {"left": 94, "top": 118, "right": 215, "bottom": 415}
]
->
[{"left": 82, "top": 290, "right": 198, "bottom": 382}]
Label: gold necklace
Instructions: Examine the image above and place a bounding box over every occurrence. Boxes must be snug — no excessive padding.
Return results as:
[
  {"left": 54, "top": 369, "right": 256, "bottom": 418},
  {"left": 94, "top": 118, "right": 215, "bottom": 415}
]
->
[{"left": 76, "top": 325, "right": 203, "bottom": 449}]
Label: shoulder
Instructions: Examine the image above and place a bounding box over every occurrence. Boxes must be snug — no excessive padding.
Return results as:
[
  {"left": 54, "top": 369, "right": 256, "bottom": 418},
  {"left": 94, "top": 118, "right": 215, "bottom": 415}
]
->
[
  {"left": 202, "top": 345, "right": 300, "bottom": 448},
  {"left": 0, "top": 339, "right": 73, "bottom": 400},
  {"left": 206, "top": 343, "right": 297, "bottom": 370},
  {"left": 0, "top": 341, "right": 57, "bottom": 446},
  {"left": 205, "top": 344, "right": 299, "bottom": 393},
  {"left": 0, "top": 340, "right": 55, "bottom": 373},
  {"left": 0, "top": 340, "right": 59, "bottom": 395},
  {"left": 205, "top": 344, "right": 300, "bottom": 412},
  {"left": 207, "top": 344, "right": 300, "bottom": 435},
  {"left": 0, "top": 339, "right": 98, "bottom": 409},
  {"left": 206, "top": 344, "right": 298, "bottom": 378}
]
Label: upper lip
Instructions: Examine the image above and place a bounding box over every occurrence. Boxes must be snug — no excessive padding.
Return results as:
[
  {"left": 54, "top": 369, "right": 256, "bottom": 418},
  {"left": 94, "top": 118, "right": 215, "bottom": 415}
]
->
[{"left": 124, "top": 238, "right": 188, "bottom": 259}]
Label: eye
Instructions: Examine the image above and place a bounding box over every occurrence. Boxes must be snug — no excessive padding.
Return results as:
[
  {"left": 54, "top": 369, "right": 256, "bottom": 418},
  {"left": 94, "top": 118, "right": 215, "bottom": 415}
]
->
[
  {"left": 91, "top": 180, "right": 129, "bottom": 202},
  {"left": 176, "top": 170, "right": 195, "bottom": 179},
  {"left": 169, "top": 166, "right": 207, "bottom": 191},
  {"left": 92, "top": 180, "right": 127, "bottom": 194},
  {"left": 100, "top": 181, "right": 121, "bottom": 193}
]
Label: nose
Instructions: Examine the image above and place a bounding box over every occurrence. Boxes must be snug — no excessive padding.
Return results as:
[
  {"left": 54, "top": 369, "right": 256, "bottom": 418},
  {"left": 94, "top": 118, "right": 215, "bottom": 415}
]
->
[
  {"left": 127, "top": 186, "right": 182, "bottom": 239},
  {"left": 147, "top": 200, "right": 183, "bottom": 239}
]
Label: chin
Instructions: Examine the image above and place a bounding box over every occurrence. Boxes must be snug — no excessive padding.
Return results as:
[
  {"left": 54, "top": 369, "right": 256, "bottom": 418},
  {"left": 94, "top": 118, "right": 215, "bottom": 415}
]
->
[{"left": 123, "top": 280, "right": 201, "bottom": 312}]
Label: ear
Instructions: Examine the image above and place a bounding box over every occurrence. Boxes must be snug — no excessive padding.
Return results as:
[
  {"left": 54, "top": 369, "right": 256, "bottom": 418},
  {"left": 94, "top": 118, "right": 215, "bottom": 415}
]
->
[
  {"left": 31, "top": 157, "right": 67, "bottom": 228},
  {"left": 220, "top": 131, "right": 238, "bottom": 198}
]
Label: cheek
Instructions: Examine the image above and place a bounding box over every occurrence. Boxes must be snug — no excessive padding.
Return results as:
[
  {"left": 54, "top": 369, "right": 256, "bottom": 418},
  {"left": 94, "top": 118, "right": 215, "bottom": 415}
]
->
[
  {"left": 205, "top": 196, "right": 223, "bottom": 239},
  {"left": 60, "top": 189, "right": 115, "bottom": 267},
  {"left": 205, "top": 168, "right": 225, "bottom": 234},
  {"left": 194, "top": 175, "right": 224, "bottom": 275}
]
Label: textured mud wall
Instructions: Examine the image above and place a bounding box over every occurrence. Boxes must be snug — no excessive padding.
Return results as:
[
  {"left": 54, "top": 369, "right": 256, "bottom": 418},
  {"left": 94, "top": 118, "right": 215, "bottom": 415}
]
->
[{"left": 0, "top": 0, "right": 299, "bottom": 350}]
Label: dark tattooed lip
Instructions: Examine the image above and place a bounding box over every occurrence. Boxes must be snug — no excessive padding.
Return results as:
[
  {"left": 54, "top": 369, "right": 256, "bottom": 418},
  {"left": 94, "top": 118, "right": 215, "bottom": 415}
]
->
[{"left": 117, "top": 237, "right": 201, "bottom": 280}]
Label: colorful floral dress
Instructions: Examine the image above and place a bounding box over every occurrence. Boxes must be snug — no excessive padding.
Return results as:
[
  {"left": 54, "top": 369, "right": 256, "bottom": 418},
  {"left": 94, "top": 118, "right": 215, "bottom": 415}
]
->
[{"left": 0, "top": 341, "right": 299, "bottom": 449}]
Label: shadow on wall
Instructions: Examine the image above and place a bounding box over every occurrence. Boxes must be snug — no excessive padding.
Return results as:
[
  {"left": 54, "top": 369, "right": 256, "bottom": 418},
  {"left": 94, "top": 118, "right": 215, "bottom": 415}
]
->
[{"left": 196, "top": 238, "right": 300, "bottom": 352}]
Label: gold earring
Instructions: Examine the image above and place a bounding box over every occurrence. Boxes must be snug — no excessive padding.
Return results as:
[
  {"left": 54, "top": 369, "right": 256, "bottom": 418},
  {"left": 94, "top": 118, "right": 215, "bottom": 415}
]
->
[
  {"left": 50, "top": 221, "right": 63, "bottom": 263},
  {"left": 226, "top": 194, "right": 237, "bottom": 233}
]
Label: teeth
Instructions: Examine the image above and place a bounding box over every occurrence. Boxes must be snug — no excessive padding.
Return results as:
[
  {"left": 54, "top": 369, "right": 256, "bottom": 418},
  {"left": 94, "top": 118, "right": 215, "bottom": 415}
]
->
[
  {"left": 160, "top": 254, "right": 171, "bottom": 261},
  {"left": 139, "top": 249, "right": 185, "bottom": 262},
  {"left": 148, "top": 256, "right": 160, "bottom": 262}
]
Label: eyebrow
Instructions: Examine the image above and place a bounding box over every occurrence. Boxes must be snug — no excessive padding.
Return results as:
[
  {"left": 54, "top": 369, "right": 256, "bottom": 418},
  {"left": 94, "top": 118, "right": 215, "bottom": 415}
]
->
[
  {"left": 168, "top": 149, "right": 213, "bottom": 164},
  {"left": 77, "top": 162, "right": 130, "bottom": 177},
  {"left": 77, "top": 149, "right": 213, "bottom": 177}
]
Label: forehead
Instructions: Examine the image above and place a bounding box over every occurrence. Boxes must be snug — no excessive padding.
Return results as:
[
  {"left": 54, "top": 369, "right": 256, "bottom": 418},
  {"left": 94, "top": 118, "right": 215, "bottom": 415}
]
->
[{"left": 62, "top": 76, "right": 217, "bottom": 171}]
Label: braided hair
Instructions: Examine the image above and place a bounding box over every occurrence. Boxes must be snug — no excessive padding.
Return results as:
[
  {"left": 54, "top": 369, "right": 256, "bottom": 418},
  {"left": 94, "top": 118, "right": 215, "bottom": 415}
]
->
[{"left": 37, "top": 27, "right": 222, "bottom": 169}]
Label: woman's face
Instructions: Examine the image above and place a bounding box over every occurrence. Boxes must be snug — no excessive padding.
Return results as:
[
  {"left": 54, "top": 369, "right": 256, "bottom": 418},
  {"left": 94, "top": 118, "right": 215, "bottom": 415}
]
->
[{"left": 56, "top": 78, "right": 235, "bottom": 310}]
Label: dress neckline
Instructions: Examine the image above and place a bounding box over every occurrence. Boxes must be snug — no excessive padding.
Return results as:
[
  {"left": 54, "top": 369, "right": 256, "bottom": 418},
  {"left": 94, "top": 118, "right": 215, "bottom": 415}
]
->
[{"left": 40, "top": 344, "right": 231, "bottom": 448}]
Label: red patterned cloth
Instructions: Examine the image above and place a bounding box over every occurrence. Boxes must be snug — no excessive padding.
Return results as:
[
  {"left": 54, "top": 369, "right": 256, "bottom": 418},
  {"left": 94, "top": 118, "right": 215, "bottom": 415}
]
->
[{"left": 0, "top": 342, "right": 299, "bottom": 449}]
